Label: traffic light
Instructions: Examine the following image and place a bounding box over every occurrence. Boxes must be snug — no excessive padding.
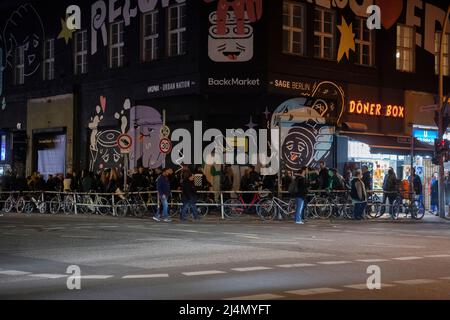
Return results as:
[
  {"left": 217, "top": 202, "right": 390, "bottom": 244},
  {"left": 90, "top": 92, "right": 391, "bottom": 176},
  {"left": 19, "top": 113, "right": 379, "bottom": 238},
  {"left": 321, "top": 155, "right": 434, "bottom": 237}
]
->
[{"left": 433, "top": 138, "right": 450, "bottom": 164}]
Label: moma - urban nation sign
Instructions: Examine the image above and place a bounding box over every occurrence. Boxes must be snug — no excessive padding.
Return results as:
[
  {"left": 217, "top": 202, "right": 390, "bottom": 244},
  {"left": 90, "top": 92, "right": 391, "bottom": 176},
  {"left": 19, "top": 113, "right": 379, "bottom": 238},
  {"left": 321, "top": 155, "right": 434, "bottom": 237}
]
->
[{"left": 348, "top": 100, "right": 405, "bottom": 118}]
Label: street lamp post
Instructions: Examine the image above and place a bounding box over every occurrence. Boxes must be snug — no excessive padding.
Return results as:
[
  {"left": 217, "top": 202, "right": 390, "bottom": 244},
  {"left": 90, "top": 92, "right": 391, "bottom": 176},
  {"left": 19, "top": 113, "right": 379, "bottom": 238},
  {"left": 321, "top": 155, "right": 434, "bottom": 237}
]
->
[{"left": 438, "top": 4, "right": 450, "bottom": 219}]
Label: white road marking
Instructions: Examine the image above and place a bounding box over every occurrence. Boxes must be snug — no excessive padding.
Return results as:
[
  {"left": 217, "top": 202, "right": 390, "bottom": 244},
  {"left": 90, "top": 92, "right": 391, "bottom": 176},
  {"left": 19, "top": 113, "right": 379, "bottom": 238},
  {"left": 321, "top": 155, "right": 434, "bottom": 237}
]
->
[
  {"left": 277, "top": 263, "right": 316, "bottom": 268},
  {"left": 0, "top": 270, "right": 32, "bottom": 276},
  {"left": 232, "top": 267, "right": 273, "bottom": 272},
  {"left": 439, "top": 277, "right": 450, "bottom": 280},
  {"left": 392, "top": 257, "right": 424, "bottom": 261},
  {"left": 168, "top": 229, "right": 203, "bottom": 234},
  {"left": 60, "top": 235, "right": 100, "bottom": 239},
  {"left": 182, "top": 270, "right": 227, "bottom": 276},
  {"left": 343, "top": 283, "right": 396, "bottom": 290},
  {"left": 286, "top": 288, "right": 343, "bottom": 296},
  {"left": 224, "top": 294, "right": 283, "bottom": 300},
  {"left": 29, "top": 274, "right": 68, "bottom": 279},
  {"left": 74, "top": 275, "right": 114, "bottom": 280},
  {"left": 317, "top": 261, "right": 353, "bottom": 265},
  {"left": 294, "top": 237, "right": 333, "bottom": 242},
  {"left": 238, "top": 235, "right": 261, "bottom": 239},
  {"left": 122, "top": 274, "right": 169, "bottom": 279},
  {"left": 223, "top": 232, "right": 260, "bottom": 237},
  {"left": 424, "top": 254, "right": 450, "bottom": 258},
  {"left": 356, "top": 259, "right": 390, "bottom": 263},
  {"left": 393, "top": 279, "right": 437, "bottom": 285},
  {"left": 361, "top": 243, "right": 425, "bottom": 249}
]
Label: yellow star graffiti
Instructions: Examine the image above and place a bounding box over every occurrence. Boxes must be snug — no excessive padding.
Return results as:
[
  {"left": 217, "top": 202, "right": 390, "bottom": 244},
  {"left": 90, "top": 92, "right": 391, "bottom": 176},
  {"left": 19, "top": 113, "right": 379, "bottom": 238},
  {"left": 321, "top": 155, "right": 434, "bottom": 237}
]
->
[
  {"left": 337, "top": 16, "right": 355, "bottom": 62},
  {"left": 57, "top": 18, "right": 74, "bottom": 44}
]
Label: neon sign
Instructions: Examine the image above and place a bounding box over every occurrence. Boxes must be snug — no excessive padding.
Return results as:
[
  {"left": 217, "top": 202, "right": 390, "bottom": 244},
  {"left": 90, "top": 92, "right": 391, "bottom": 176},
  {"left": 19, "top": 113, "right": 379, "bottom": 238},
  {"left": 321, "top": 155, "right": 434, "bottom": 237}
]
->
[{"left": 348, "top": 100, "right": 405, "bottom": 118}]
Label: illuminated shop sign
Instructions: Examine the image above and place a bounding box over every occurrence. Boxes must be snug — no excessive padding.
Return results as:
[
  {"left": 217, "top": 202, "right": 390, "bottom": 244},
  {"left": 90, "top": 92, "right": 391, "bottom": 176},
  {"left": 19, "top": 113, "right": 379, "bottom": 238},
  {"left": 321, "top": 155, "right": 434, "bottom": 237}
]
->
[
  {"left": 348, "top": 100, "right": 405, "bottom": 118},
  {"left": 0, "top": 135, "right": 5, "bottom": 161},
  {"left": 413, "top": 129, "right": 438, "bottom": 144},
  {"left": 147, "top": 80, "right": 196, "bottom": 94}
]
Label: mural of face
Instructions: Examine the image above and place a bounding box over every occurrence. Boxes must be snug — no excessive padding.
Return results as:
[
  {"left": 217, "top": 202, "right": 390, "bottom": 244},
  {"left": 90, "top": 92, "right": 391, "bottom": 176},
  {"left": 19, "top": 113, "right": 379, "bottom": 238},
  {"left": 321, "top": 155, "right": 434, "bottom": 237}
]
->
[
  {"left": 2, "top": 4, "right": 44, "bottom": 77},
  {"left": 208, "top": 11, "right": 254, "bottom": 62},
  {"left": 271, "top": 98, "right": 335, "bottom": 171},
  {"left": 127, "top": 105, "right": 164, "bottom": 169},
  {"left": 95, "top": 130, "right": 122, "bottom": 170}
]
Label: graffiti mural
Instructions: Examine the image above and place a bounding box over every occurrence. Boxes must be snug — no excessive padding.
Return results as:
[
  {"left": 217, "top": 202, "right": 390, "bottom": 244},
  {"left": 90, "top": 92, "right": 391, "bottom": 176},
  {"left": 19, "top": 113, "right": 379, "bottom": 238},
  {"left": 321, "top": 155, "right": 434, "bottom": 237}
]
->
[
  {"left": 271, "top": 81, "right": 345, "bottom": 171},
  {"left": 88, "top": 97, "right": 165, "bottom": 172},
  {"left": 0, "top": 3, "right": 45, "bottom": 110},
  {"left": 205, "top": 0, "right": 263, "bottom": 62}
]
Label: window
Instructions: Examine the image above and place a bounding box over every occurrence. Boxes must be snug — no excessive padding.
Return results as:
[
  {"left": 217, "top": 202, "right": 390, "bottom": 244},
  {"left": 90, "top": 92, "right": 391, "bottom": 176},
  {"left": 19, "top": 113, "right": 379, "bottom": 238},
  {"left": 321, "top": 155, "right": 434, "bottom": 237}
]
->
[
  {"left": 0, "top": 134, "right": 5, "bottom": 161},
  {"left": 354, "top": 18, "right": 374, "bottom": 66},
  {"left": 396, "top": 24, "right": 415, "bottom": 72},
  {"left": 43, "top": 39, "right": 55, "bottom": 80},
  {"left": 435, "top": 32, "right": 450, "bottom": 76},
  {"left": 168, "top": 3, "right": 186, "bottom": 57},
  {"left": 74, "top": 30, "right": 88, "bottom": 75},
  {"left": 109, "top": 21, "right": 124, "bottom": 68},
  {"left": 14, "top": 46, "right": 24, "bottom": 85},
  {"left": 314, "top": 7, "right": 335, "bottom": 60},
  {"left": 142, "top": 11, "right": 159, "bottom": 62},
  {"left": 283, "top": 1, "right": 305, "bottom": 56}
]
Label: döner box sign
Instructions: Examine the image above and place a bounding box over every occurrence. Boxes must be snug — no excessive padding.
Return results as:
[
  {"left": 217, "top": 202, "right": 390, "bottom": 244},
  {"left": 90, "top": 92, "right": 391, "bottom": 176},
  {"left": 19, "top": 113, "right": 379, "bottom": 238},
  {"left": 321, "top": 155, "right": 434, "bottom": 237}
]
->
[{"left": 348, "top": 100, "right": 405, "bottom": 118}]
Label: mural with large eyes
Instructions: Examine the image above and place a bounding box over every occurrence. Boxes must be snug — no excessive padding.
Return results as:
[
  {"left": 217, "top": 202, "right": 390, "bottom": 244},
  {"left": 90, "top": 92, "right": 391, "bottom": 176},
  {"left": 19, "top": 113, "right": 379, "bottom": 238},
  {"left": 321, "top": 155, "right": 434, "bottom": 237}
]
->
[
  {"left": 127, "top": 105, "right": 165, "bottom": 169},
  {"left": 95, "top": 130, "right": 123, "bottom": 170},
  {"left": 271, "top": 80, "right": 345, "bottom": 171},
  {"left": 2, "top": 3, "right": 44, "bottom": 77}
]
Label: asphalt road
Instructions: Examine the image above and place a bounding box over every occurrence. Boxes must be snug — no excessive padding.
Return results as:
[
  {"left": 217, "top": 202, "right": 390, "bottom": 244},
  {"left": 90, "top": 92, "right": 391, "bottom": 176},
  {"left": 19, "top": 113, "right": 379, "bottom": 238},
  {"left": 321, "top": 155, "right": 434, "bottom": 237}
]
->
[{"left": 0, "top": 212, "right": 450, "bottom": 300}]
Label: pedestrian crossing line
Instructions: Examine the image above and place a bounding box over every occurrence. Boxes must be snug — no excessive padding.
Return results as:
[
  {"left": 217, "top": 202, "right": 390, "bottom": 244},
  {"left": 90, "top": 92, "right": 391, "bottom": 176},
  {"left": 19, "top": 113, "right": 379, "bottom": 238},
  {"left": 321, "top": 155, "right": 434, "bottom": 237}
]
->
[
  {"left": 317, "top": 261, "right": 353, "bottom": 265},
  {"left": 393, "top": 279, "right": 437, "bottom": 285},
  {"left": 182, "top": 270, "right": 227, "bottom": 276},
  {"left": 438, "top": 277, "right": 450, "bottom": 280},
  {"left": 285, "top": 288, "right": 343, "bottom": 296},
  {"left": 277, "top": 263, "right": 316, "bottom": 268},
  {"left": 29, "top": 274, "right": 68, "bottom": 279},
  {"left": 355, "top": 259, "right": 390, "bottom": 263},
  {"left": 122, "top": 274, "right": 169, "bottom": 279},
  {"left": 392, "top": 257, "right": 424, "bottom": 261},
  {"left": 424, "top": 254, "right": 450, "bottom": 258},
  {"left": 232, "top": 267, "right": 273, "bottom": 272},
  {"left": 0, "top": 270, "right": 32, "bottom": 276},
  {"left": 343, "top": 283, "right": 396, "bottom": 290},
  {"left": 224, "top": 294, "right": 284, "bottom": 300}
]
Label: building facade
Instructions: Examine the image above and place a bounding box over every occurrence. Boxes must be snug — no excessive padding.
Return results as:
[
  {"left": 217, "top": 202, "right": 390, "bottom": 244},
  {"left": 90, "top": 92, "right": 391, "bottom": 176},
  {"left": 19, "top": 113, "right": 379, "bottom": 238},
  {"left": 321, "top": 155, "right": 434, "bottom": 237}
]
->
[{"left": 0, "top": 0, "right": 449, "bottom": 198}]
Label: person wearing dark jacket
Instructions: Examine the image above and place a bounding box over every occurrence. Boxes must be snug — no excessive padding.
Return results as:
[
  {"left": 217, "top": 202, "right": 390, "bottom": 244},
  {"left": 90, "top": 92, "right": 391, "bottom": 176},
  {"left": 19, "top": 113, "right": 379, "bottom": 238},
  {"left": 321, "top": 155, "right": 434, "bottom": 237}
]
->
[
  {"left": 153, "top": 168, "right": 173, "bottom": 222},
  {"left": 293, "top": 167, "right": 308, "bottom": 225},
  {"left": 318, "top": 161, "right": 330, "bottom": 190},
  {"left": 351, "top": 170, "right": 367, "bottom": 220},
  {"left": 362, "top": 165, "right": 372, "bottom": 191},
  {"left": 180, "top": 170, "right": 200, "bottom": 222},
  {"left": 381, "top": 168, "right": 397, "bottom": 218}
]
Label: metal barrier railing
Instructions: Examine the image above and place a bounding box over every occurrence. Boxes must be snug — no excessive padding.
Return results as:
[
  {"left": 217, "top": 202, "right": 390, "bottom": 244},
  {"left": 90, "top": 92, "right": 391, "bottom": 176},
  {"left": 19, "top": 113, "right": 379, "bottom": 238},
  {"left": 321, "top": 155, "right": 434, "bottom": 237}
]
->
[{"left": 0, "top": 189, "right": 423, "bottom": 220}]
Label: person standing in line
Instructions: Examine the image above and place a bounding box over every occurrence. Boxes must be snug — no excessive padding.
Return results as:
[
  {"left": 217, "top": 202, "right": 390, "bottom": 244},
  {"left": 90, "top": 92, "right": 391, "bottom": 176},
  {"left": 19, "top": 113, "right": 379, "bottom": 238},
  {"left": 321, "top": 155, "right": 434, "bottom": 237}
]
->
[
  {"left": 430, "top": 172, "right": 439, "bottom": 215},
  {"left": 221, "top": 165, "right": 234, "bottom": 201},
  {"left": 362, "top": 165, "right": 372, "bottom": 192},
  {"left": 318, "top": 161, "right": 330, "bottom": 191},
  {"left": 381, "top": 168, "right": 397, "bottom": 219},
  {"left": 153, "top": 168, "right": 173, "bottom": 223},
  {"left": 293, "top": 167, "right": 308, "bottom": 225},
  {"left": 351, "top": 170, "right": 367, "bottom": 220},
  {"left": 180, "top": 170, "right": 200, "bottom": 222}
]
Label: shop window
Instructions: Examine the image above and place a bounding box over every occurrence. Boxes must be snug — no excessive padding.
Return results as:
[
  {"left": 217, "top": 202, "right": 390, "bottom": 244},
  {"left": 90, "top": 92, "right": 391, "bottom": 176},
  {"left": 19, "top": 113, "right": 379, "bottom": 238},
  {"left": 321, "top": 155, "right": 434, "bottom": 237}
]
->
[
  {"left": 142, "top": 11, "right": 159, "bottom": 62},
  {"left": 109, "top": 21, "right": 124, "bottom": 68},
  {"left": 313, "top": 7, "right": 335, "bottom": 60},
  {"left": 14, "top": 46, "right": 25, "bottom": 85},
  {"left": 0, "top": 134, "right": 6, "bottom": 161},
  {"left": 435, "top": 32, "right": 450, "bottom": 76},
  {"left": 74, "top": 30, "right": 88, "bottom": 75},
  {"left": 43, "top": 39, "right": 55, "bottom": 80},
  {"left": 168, "top": 3, "right": 186, "bottom": 57},
  {"left": 282, "top": 1, "right": 305, "bottom": 56},
  {"left": 354, "top": 17, "right": 374, "bottom": 66},
  {"left": 396, "top": 24, "right": 415, "bottom": 72}
]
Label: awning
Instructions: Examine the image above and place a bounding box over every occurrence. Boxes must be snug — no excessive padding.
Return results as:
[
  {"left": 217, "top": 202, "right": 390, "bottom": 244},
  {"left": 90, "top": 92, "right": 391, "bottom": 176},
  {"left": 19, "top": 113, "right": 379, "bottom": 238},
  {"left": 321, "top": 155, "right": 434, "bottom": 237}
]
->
[{"left": 340, "top": 131, "right": 434, "bottom": 156}]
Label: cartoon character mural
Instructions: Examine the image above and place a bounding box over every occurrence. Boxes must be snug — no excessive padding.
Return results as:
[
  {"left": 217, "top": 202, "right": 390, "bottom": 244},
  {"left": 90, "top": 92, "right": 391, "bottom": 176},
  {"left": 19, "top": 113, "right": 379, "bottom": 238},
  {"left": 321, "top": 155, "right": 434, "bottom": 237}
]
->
[
  {"left": 88, "top": 97, "right": 165, "bottom": 172},
  {"left": 205, "top": 0, "right": 263, "bottom": 62},
  {"left": 271, "top": 82, "right": 345, "bottom": 171},
  {"left": 0, "top": 3, "right": 45, "bottom": 110},
  {"left": 127, "top": 105, "right": 165, "bottom": 169}
]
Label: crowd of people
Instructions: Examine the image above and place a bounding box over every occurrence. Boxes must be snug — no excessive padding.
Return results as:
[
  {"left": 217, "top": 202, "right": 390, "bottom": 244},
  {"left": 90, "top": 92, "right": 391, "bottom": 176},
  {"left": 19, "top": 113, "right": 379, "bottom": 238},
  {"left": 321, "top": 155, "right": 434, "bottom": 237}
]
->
[{"left": 1, "top": 161, "right": 450, "bottom": 223}]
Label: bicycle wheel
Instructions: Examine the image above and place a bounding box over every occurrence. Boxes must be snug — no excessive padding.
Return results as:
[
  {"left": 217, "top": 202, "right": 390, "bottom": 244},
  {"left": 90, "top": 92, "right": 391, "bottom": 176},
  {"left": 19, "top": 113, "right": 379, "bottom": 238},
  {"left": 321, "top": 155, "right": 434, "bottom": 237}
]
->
[
  {"left": 392, "top": 199, "right": 401, "bottom": 220},
  {"left": 24, "top": 201, "right": 34, "bottom": 214},
  {"left": 115, "top": 199, "right": 129, "bottom": 217},
  {"left": 197, "top": 200, "right": 209, "bottom": 218},
  {"left": 49, "top": 197, "right": 61, "bottom": 214},
  {"left": 287, "top": 199, "right": 297, "bottom": 219},
  {"left": 256, "top": 199, "right": 276, "bottom": 221},
  {"left": 63, "top": 195, "right": 75, "bottom": 215},
  {"left": 96, "top": 197, "right": 111, "bottom": 216},
  {"left": 312, "top": 197, "right": 331, "bottom": 219},
  {"left": 3, "top": 196, "right": 15, "bottom": 213},
  {"left": 411, "top": 200, "right": 425, "bottom": 220},
  {"left": 16, "top": 197, "right": 26, "bottom": 213},
  {"left": 132, "top": 199, "right": 147, "bottom": 218},
  {"left": 223, "top": 199, "right": 244, "bottom": 219}
]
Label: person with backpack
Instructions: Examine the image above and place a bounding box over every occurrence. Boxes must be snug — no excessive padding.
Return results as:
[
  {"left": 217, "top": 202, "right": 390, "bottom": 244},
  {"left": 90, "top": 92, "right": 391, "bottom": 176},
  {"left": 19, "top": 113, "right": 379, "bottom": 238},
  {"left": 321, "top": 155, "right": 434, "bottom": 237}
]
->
[
  {"left": 290, "top": 167, "right": 309, "bottom": 225},
  {"left": 351, "top": 170, "right": 367, "bottom": 220}
]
